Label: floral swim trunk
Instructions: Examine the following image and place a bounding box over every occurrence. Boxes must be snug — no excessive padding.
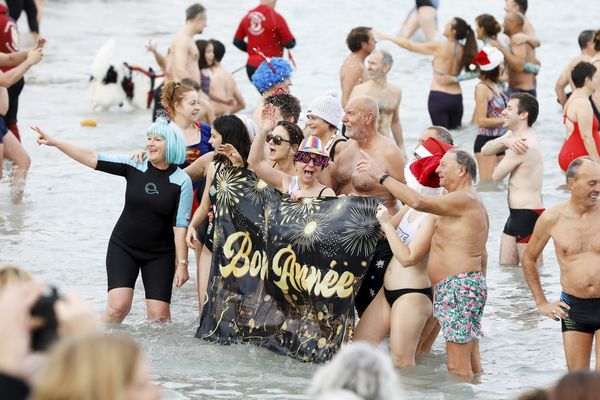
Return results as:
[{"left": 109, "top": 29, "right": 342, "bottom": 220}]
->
[{"left": 433, "top": 271, "right": 487, "bottom": 344}]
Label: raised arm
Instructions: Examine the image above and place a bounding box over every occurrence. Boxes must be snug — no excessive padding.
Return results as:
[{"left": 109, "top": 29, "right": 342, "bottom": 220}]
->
[
  {"left": 183, "top": 151, "right": 215, "bottom": 183},
  {"left": 492, "top": 40, "right": 526, "bottom": 71},
  {"left": 247, "top": 127, "right": 289, "bottom": 192},
  {"left": 355, "top": 150, "right": 470, "bottom": 217},
  {"left": 146, "top": 41, "right": 167, "bottom": 71},
  {"left": 33, "top": 126, "right": 98, "bottom": 168},
  {"left": 0, "top": 47, "right": 43, "bottom": 87},
  {"left": 491, "top": 150, "right": 522, "bottom": 182},
  {"left": 481, "top": 131, "right": 528, "bottom": 156},
  {"left": 377, "top": 32, "right": 440, "bottom": 55}
]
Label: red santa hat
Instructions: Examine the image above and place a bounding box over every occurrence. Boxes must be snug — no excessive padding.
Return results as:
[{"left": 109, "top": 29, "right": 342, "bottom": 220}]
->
[
  {"left": 410, "top": 137, "right": 453, "bottom": 188},
  {"left": 469, "top": 46, "right": 504, "bottom": 71},
  {"left": 413, "top": 137, "right": 453, "bottom": 159}
]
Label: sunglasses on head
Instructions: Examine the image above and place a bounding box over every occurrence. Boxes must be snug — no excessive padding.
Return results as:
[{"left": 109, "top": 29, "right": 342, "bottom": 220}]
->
[
  {"left": 294, "top": 151, "right": 330, "bottom": 167},
  {"left": 266, "top": 133, "right": 291, "bottom": 146}
]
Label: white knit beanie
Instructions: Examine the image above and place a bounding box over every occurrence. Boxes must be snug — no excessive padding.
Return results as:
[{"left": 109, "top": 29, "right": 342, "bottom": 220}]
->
[{"left": 307, "top": 92, "right": 343, "bottom": 130}]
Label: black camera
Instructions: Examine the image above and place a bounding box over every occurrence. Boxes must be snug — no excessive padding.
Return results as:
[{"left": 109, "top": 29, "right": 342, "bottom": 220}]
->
[{"left": 30, "top": 286, "right": 61, "bottom": 352}]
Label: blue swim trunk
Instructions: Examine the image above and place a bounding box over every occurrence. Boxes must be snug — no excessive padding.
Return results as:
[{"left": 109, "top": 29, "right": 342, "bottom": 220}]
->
[{"left": 434, "top": 271, "right": 487, "bottom": 344}]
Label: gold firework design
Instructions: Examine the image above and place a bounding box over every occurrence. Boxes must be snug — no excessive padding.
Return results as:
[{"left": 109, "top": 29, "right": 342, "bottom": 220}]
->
[
  {"left": 288, "top": 212, "right": 330, "bottom": 253},
  {"left": 213, "top": 167, "right": 247, "bottom": 217},
  {"left": 243, "top": 175, "right": 279, "bottom": 207},
  {"left": 340, "top": 198, "right": 381, "bottom": 256},
  {"left": 280, "top": 196, "right": 323, "bottom": 224}
]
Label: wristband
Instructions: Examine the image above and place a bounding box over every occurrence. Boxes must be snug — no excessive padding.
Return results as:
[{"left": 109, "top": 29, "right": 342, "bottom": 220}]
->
[
  {"left": 177, "top": 259, "right": 189, "bottom": 266},
  {"left": 379, "top": 173, "right": 391, "bottom": 185}
]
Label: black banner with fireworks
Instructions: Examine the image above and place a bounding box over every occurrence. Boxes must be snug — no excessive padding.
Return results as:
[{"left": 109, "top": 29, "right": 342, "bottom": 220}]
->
[{"left": 195, "top": 167, "right": 381, "bottom": 363}]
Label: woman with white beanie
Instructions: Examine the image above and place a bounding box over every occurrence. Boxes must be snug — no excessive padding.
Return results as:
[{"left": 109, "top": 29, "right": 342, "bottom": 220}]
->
[{"left": 306, "top": 92, "right": 347, "bottom": 161}]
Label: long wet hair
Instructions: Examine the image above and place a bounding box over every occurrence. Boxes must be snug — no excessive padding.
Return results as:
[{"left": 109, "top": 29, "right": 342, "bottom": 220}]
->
[
  {"left": 195, "top": 39, "right": 212, "bottom": 70},
  {"left": 212, "top": 115, "right": 252, "bottom": 166},
  {"left": 453, "top": 17, "right": 478, "bottom": 73},
  {"left": 475, "top": 14, "right": 501, "bottom": 40}
]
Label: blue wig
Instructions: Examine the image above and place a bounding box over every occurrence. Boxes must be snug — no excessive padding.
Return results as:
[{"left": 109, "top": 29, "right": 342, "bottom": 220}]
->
[
  {"left": 146, "top": 117, "right": 186, "bottom": 165},
  {"left": 251, "top": 58, "right": 292, "bottom": 94}
]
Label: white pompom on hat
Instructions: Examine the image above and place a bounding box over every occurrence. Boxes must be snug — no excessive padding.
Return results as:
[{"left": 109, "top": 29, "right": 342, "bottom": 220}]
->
[
  {"left": 469, "top": 46, "right": 504, "bottom": 71},
  {"left": 307, "top": 92, "right": 344, "bottom": 130}
]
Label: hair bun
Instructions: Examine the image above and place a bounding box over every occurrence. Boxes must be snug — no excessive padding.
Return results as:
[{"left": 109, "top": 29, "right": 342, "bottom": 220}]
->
[{"left": 154, "top": 109, "right": 170, "bottom": 123}]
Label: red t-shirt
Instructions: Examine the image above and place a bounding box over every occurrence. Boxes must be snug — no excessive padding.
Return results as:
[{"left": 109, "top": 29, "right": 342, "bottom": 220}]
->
[
  {"left": 234, "top": 4, "right": 294, "bottom": 68},
  {"left": 0, "top": 5, "right": 19, "bottom": 73}
]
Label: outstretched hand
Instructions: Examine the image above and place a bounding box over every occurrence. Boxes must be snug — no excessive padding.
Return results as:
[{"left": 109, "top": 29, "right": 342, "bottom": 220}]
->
[
  {"left": 32, "top": 126, "right": 57, "bottom": 147},
  {"left": 26, "top": 47, "right": 43, "bottom": 66},
  {"left": 355, "top": 150, "right": 385, "bottom": 181},
  {"left": 130, "top": 150, "right": 147, "bottom": 163},
  {"left": 260, "top": 104, "right": 278, "bottom": 133},
  {"left": 35, "top": 37, "right": 47, "bottom": 50},
  {"left": 145, "top": 39, "right": 157, "bottom": 53},
  {"left": 218, "top": 144, "right": 244, "bottom": 167}
]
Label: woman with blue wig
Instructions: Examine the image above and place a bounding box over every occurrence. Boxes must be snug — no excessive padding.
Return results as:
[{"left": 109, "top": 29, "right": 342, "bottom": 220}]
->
[{"left": 32, "top": 118, "right": 193, "bottom": 323}]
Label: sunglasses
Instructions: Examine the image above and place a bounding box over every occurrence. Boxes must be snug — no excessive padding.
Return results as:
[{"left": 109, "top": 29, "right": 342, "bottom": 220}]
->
[
  {"left": 266, "top": 133, "right": 291, "bottom": 146},
  {"left": 294, "top": 151, "right": 330, "bottom": 167}
]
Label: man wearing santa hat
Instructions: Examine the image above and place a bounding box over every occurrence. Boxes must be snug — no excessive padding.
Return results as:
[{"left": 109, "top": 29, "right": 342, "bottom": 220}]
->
[{"left": 357, "top": 145, "right": 489, "bottom": 379}]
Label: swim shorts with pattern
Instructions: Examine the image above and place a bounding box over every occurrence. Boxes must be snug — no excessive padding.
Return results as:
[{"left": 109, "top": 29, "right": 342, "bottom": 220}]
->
[{"left": 434, "top": 271, "right": 487, "bottom": 344}]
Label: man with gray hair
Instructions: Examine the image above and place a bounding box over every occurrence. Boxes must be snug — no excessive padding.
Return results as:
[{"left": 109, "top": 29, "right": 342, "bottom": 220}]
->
[
  {"left": 350, "top": 49, "right": 405, "bottom": 155},
  {"left": 523, "top": 157, "right": 600, "bottom": 371},
  {"left": 357, "top": 148, "right": 489, "bottom": 378}
]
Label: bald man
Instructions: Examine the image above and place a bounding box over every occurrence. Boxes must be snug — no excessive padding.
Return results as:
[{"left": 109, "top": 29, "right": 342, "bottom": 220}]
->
[
  {"left": 323, "top": 95, "right": 406, "bottom": 314},
  {"left": 491, "top": 13, "right": 538, "bottom": 97}
]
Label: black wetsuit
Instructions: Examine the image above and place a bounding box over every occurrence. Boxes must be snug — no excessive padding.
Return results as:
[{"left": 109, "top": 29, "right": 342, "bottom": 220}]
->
[{"left": 96, "top": 154, "right": 193, "bottom": 303}]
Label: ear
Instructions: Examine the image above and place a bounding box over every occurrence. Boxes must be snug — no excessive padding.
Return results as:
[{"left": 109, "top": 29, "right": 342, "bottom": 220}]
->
[{"left": 567, "top": 177, "right": 575, "bottom": 190}]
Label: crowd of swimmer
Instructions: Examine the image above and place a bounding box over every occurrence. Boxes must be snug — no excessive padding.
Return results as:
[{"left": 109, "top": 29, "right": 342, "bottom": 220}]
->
[
  {"left": 1, "top": 265, "right": 599, "bottom": 400},
  {"left": 3, "top": 0, "right": 600, "bottom": 398}
]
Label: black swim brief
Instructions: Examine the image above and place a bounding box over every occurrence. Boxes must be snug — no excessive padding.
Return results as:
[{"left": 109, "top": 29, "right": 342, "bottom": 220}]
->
[
  {"left": 384, "top": 287, "right": 433, "bottom": 307},
  {"left": 473, "top": 134, "right": 506, "bottom": 156},
  {"left": 503, "top": 208, "right": 544, "bottom": 244},
  {"left": 560, "top": 292, "right": 600, "bottom": 334}
]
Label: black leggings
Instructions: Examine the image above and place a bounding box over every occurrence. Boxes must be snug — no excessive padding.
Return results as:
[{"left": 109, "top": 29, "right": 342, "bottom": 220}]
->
[
  {"left": 106, "top": 240, "right": 175, "bottom": 303},
  {"left": 428, "top": 91, "right": 463, "bottom": 129},
  {"left": 6, "top": 0, "right": 38, "bottom": 33},
  {"left": 246, "top": 65, "right": 258, "bottom": 81}
]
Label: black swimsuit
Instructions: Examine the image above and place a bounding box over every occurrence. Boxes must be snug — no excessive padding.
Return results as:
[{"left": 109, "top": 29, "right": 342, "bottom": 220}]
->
[{"left": 384, "top": 287, "right": 433, "bottom": 306}]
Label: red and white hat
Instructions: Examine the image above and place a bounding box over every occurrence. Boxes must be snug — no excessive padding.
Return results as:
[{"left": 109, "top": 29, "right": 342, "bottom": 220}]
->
[
  {"left": 413, "top": 137, "right": 453, "bottom": 159},
  {"left": 470, "top": 46, "right": 504, "bottom": 71},
  {"left": 410, "top": 137, "right": 453, "bottom": 188}
]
